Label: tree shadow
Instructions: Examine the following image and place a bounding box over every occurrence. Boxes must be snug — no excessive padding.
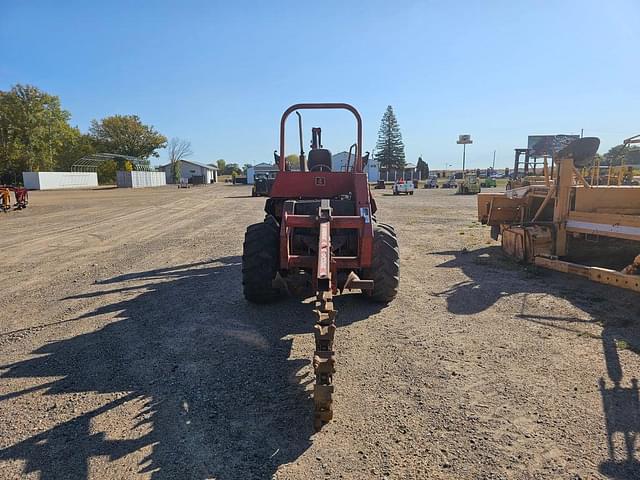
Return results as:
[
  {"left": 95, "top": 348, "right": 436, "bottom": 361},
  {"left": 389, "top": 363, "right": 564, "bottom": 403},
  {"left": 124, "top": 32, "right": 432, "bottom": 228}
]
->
[
  {"left": 433, "top": 245, "right": 640, "bottom": 478},
  {"left": 0, "top": 256, "right": 383, "bottom": 479}
]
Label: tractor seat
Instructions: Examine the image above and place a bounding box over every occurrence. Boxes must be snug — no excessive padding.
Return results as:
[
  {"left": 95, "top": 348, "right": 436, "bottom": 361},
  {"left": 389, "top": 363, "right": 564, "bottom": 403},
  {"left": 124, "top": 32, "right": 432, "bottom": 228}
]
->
[{"left": 308, "top": 148, "right": 332, "bottom": 172}]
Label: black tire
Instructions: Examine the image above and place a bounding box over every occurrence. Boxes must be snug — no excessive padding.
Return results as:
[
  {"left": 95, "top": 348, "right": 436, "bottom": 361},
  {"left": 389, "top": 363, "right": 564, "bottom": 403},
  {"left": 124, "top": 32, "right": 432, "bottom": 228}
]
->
[
  {"left": 377, "top": 222, "right": 396, "bottom": 235},
  {"left": 362, "top": 224, "right": 400, "bottom": 303},
  {"left": 242, "top": 216, "right": 281, "bottom": 303}
]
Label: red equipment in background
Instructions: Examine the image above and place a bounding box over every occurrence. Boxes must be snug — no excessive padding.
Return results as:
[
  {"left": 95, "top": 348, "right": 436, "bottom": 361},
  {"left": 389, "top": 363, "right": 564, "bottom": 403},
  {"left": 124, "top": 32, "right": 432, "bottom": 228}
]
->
[
  {"left": 12, "top": 187, "right": 28, "bottom": 209},
  {"left": 0, "top": 186, "right": 28, "bottom": 211}
]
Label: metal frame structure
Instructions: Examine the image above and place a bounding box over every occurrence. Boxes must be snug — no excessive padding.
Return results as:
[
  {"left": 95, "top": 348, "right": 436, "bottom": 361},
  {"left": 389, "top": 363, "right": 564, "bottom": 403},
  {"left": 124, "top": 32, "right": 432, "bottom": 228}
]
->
[
  {"left": 269, "top": 103, "right": 374, "bottom": 288},
  {"left": 478, "top": 136, "right": 640, "bottom": 292},
  {"left": 71, "top": 153, "right": 154, "bottom": 172}
]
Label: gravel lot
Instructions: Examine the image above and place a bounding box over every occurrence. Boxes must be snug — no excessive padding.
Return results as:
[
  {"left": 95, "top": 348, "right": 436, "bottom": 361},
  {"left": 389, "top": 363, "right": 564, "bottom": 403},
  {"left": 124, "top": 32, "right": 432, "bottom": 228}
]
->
[{"left": 0, "top": 184, "right": 638, "bottom": 480}]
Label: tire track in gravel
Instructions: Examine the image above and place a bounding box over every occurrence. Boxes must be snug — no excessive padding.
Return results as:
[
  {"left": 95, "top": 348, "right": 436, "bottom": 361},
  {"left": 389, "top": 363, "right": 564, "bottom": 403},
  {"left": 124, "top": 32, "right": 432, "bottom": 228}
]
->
[{"left": 0, "top": 187, "right": 258, "bottom": 346}]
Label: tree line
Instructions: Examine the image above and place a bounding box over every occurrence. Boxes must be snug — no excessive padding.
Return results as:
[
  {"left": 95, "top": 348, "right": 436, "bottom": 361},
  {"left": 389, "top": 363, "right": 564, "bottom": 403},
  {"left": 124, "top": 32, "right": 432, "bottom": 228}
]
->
[
  {"left": 0, "top": 84, "right": 168, "bottom": 184},
  {"left": 593, "top": 144, "right": 640, "bottom": 167}
]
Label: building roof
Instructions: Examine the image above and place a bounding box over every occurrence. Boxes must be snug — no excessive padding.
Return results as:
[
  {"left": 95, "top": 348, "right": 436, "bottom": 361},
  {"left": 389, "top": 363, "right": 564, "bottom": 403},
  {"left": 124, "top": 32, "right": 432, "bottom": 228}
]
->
[
  {"left": 182, "top": 160, "right": 218, "bottom": 170},
  {"left": 379, "top": 164, "right": 417, "bottom": 171},
  {"left": 252, "top": 162, "right": 279, "bottom": 169},
  {"left": 159, "top": 159, "right": 218, "bottom": 170}
]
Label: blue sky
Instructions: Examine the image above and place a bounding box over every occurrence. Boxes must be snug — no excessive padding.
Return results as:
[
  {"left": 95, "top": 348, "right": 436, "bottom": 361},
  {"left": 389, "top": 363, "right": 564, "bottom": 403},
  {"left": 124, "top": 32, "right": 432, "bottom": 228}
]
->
[{"left": 1, "top": 0, "right": 638, "bottom": 169}]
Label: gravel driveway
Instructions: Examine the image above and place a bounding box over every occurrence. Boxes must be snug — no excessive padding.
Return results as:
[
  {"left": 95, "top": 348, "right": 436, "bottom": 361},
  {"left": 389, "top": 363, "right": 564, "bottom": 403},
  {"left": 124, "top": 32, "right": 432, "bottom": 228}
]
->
[{"left": 0, "top": 184, "right": 638, "bottom": 479}]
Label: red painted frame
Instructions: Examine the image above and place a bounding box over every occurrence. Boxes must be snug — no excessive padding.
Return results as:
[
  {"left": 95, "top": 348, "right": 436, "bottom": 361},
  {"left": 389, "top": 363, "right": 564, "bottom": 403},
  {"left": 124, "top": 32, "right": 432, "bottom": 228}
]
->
[{"left": 270, "top": 104, "right": 374, "bottom": 282}]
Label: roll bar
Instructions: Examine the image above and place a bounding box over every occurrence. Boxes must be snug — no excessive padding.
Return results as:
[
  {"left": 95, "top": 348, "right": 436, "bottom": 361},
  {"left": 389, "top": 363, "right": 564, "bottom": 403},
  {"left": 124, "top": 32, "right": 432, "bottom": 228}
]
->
[{"left": 279, "top": 103, "right": 363, "bottom": 173}]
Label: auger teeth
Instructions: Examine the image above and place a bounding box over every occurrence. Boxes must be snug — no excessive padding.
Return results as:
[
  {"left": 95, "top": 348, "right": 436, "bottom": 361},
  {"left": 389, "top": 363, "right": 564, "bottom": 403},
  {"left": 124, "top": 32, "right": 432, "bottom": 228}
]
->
[{"left": 313, "top": 289, "right": 337, "bottom": 431}]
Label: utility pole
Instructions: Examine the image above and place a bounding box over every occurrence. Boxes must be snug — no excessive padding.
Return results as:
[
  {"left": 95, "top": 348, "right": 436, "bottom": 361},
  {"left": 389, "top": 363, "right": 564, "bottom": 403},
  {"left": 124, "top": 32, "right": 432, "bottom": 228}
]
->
[{"left": 492, "top": 150, "right": 496, "bottom": 171}]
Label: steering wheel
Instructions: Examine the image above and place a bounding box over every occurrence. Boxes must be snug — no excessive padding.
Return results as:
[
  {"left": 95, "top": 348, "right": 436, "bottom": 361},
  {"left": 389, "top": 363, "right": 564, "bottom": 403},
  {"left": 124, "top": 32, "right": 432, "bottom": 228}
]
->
[{"left": 309, "top": 164, "right": 331, "bottom": 172}]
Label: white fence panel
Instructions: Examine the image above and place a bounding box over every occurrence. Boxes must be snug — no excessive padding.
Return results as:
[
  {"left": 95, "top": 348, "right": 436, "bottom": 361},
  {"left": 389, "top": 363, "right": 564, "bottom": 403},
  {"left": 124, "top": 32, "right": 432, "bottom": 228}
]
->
[
  {"left": 22, "top": 172, "right": 98, "bottom": 190},
  {"left": 116, "top": 171, "right": 166, "bottom": 188}
]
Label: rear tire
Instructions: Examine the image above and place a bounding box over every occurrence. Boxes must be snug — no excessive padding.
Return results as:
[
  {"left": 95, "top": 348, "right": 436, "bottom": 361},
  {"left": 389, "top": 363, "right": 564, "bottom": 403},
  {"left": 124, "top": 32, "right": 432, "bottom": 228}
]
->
[
  {"left": 242, "top": 216, "right": 281, "bottom": 303},
  {"left": 362, "top": 224, "right": 400, "bottom": 303}
]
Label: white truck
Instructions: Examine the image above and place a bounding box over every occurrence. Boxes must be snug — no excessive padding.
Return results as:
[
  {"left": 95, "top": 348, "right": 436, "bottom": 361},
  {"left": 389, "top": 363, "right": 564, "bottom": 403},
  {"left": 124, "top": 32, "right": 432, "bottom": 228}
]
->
[{"left": 392, "top": 179, "right": 414, "bottom": 195}]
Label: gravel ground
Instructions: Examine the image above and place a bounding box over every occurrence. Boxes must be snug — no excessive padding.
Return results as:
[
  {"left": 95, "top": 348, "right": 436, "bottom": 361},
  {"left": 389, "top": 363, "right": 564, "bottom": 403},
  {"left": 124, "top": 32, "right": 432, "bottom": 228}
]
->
[{"left": 0, "top": 184, "right": 638, "bottom": 480}]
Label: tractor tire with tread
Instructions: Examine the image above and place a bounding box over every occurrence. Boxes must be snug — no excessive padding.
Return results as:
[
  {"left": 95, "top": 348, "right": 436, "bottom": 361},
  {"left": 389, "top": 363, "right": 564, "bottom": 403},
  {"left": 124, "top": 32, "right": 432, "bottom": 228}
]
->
[
  {"left": 362, "top": 224, "right": 400, "bottom": 303},
  {"left": 242, "top": 216, "right": 281, "bottom": 303}
]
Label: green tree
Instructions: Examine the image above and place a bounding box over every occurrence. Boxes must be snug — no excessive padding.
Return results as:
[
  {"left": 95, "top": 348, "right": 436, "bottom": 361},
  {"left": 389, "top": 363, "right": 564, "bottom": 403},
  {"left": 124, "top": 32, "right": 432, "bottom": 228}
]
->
[
  {"left": 243, "top": 163, "right": 252, "bottom": 174},
  {"left": 223, "top": 163, "right": 242, "bottom": 175},
  {"left": 216, "top": 159, "right": 226, "bottom": 171},
  {"left": 374, "top": 105, "right": 405, "bottom": 170},
  {"left": 55, "top": 130, "right": 96, "bottom": 171},
  {"left": 284, "top": 154, "right": 299, "bottom": 170},
  {"left": 97, "top": 159, "right": 117, "bottom": 184},
  {"left": 602, "top": 144, "right": 640, "bottom": 166},
  {"left": 89, "top": 114, "right": 166, "bottom": 159},
  {"left": 416, "top": 156, "right": 429, "bottom": 178},
  {"left": 0, "top": 84, "right": 75, "bottom": 179},
  {"left": 173, "top": 161, "right": 181, "bottom": 183}
]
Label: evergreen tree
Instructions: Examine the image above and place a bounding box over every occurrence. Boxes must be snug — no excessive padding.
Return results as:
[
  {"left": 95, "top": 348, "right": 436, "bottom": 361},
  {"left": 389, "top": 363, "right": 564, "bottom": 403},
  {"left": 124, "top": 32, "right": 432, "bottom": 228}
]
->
[
  {"left": 416, "top": 156, "right": 429, "bottom": 178},
  {"left": 374, "top": 106, "right": 405, "bottom": 169},
  {"left": 173, "top": 160, "right": 181, "bottom": 183}
]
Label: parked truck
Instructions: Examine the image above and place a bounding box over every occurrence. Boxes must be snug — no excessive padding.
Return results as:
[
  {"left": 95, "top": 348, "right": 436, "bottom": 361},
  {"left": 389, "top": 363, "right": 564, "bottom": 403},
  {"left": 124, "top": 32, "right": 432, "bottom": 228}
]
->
[{"left": 392, "top": 179, "right": 414, "bottom": 195}]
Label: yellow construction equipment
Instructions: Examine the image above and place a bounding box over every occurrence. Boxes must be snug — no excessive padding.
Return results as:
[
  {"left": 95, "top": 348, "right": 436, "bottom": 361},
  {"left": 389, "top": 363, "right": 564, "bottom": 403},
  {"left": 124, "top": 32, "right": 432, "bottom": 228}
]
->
[
  {"left": 1, "top": 188, "right": 11, "bottom": 212},
  {"left": 478, "top": 136, "right": 640, "bottom": 292}
]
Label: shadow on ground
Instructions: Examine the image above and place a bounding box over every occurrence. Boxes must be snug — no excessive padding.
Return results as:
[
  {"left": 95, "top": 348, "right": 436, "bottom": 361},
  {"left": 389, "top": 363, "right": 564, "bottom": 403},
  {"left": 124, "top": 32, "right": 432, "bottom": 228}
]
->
[
  {"left": 434, "top": 245, "right": 640, "bottom": 479},
  {"left": 0, "top": 256, "right": 382, "bottom": 479}
]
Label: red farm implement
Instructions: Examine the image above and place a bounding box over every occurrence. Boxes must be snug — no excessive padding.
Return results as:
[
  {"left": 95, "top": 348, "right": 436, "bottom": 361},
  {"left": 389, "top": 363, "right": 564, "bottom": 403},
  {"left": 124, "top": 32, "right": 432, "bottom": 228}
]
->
[{"left": 0, "top": 186, "right": 28, "bottom": 212}]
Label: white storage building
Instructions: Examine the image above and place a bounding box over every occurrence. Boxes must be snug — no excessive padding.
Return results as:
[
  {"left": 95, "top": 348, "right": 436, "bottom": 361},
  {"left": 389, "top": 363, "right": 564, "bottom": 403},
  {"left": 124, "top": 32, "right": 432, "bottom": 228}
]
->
[
  {"left": 159, "top": 160, "right": 218, "bottom": 184},
  {"left": 331, "top": 151, "right": 380, "bottom": 182},
  {"left": 116, "top": 170, "right": 167, "bottom": 188}
]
